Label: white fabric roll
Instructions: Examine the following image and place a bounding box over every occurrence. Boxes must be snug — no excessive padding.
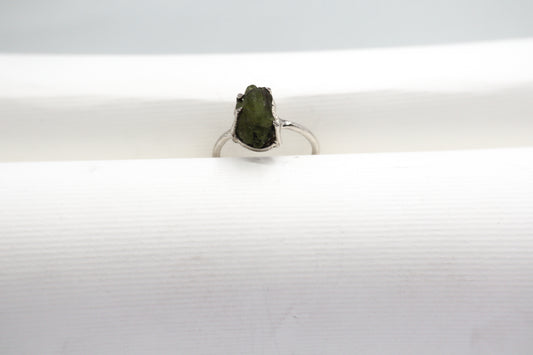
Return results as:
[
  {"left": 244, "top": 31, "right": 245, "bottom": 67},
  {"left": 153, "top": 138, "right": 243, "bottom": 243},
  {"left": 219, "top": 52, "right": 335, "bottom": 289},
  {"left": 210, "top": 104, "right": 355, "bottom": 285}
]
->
[
  {"left": 1, "top": 148, "right": 532, "bottom": 354},
  {"left": 1, "top": 39, "right": 533, "bottom": 161}
]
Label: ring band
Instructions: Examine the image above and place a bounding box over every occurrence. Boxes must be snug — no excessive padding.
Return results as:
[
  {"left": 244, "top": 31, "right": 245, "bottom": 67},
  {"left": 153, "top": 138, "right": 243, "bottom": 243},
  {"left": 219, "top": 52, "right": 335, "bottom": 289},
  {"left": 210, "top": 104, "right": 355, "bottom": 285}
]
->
[{"left": 212, "top": 85, "right": 320, "bottom": 157}]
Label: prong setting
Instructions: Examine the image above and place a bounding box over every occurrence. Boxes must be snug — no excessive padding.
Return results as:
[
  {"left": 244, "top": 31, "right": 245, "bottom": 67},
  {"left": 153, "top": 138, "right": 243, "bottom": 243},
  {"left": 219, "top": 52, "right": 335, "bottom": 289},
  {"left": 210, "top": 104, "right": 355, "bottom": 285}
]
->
[
  {"left": 230, "top": 87, "right": 281, "bottom": 152},
  {"left": 213, "top": 84, "right": 319, "bottom": 157}
]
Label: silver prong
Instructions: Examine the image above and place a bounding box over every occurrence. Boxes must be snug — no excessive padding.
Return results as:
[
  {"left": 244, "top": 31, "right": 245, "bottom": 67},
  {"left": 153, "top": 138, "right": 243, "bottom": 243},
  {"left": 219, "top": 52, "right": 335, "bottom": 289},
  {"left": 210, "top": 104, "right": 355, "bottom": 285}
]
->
[
  {"left": 234, "top": 106, "right": 243, "bottom": 118},
  {"left": 271, "top": 99, "right": 278, "bottom": 118},
  {"left": 236, "top": 93, "right": 244, "bottom": 100}
]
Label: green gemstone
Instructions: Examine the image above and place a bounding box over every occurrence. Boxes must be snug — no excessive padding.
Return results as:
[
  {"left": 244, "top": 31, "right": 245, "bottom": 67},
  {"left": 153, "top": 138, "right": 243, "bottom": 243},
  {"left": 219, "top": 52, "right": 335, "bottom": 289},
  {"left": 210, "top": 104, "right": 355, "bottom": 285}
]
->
[{"left": 235, "top": 85, "right": 276, "bottom": 149}]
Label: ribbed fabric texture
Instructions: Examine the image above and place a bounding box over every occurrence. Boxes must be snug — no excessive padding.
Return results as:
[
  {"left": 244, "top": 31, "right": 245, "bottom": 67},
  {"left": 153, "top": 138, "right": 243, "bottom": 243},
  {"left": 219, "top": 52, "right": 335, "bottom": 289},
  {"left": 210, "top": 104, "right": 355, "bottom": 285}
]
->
[{"left": 1, "top": 149, "right": 532, "bottom": 354}]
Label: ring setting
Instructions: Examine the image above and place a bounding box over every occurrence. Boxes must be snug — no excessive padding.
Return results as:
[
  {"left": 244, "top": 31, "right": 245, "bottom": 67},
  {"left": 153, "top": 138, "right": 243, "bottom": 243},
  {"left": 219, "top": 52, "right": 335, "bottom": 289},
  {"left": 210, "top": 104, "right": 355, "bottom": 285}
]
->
[{"left": 212, "top": 85, "right": 319, "bottom": 157}]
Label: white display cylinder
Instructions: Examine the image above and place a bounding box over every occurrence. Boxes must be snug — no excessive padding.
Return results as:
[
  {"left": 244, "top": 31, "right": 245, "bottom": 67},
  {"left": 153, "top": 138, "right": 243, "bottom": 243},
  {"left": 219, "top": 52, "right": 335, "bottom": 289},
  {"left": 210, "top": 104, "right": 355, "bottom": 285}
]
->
[
  {"left": 1, "top": 39, "right": 532, "bottom": 161},
  {"left": 1, "top": 148, "right": 532, "bottom": 354}
]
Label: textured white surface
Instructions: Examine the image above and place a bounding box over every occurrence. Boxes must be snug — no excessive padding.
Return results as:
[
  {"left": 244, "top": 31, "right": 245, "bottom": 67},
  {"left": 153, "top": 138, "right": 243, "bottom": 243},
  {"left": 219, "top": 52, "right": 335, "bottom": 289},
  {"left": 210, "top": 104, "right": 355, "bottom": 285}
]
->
[
  {"left": 1, "top": 148, "right": 533, "bottom": 354},
  {"left": 1, "top": 39, "right": 533, "bottom": 161}
]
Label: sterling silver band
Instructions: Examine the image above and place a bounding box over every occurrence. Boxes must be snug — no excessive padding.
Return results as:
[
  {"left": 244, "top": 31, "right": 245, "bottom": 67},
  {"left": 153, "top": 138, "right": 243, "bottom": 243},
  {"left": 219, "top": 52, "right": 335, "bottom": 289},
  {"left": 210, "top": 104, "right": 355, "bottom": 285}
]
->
[{"left": 212, "top": 119, "right": 319, "bottom": 157}]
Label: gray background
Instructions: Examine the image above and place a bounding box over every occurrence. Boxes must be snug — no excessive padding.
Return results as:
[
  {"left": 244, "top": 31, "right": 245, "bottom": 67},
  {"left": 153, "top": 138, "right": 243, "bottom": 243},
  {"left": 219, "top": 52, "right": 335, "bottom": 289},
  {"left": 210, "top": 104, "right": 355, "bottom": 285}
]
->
[{"left": 1, "top": 0, "right": 532, "bottom": 54}]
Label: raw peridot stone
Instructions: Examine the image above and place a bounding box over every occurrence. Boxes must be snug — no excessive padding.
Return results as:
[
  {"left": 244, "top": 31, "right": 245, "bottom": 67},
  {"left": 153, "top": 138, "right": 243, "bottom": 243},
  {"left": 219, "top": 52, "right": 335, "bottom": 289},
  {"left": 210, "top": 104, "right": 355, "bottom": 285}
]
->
[{"left": 235, "top": 85, "right": 276, "bottom": 149}]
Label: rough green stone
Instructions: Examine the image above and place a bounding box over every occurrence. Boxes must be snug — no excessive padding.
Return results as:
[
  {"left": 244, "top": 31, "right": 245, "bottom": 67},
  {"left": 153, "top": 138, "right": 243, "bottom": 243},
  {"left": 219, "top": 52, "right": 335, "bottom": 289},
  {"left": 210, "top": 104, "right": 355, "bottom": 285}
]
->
[{"left": 235, "top": 85, "right": 276, "bottom": 149}]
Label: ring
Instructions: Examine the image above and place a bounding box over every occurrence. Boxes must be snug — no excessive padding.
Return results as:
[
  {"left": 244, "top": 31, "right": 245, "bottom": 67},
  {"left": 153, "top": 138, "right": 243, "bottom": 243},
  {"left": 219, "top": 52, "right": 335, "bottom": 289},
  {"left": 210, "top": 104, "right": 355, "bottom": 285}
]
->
[{"left": 212, "top": 85, "right": 320, "bottom": 157}]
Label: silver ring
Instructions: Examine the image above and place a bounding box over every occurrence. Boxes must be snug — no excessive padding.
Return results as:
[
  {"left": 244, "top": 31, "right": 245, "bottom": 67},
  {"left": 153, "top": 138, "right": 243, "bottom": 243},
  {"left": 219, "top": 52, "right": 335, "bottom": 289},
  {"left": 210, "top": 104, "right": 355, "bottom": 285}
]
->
[{"left": 213, "top": 85, "right": 320, "bottom": 157}]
